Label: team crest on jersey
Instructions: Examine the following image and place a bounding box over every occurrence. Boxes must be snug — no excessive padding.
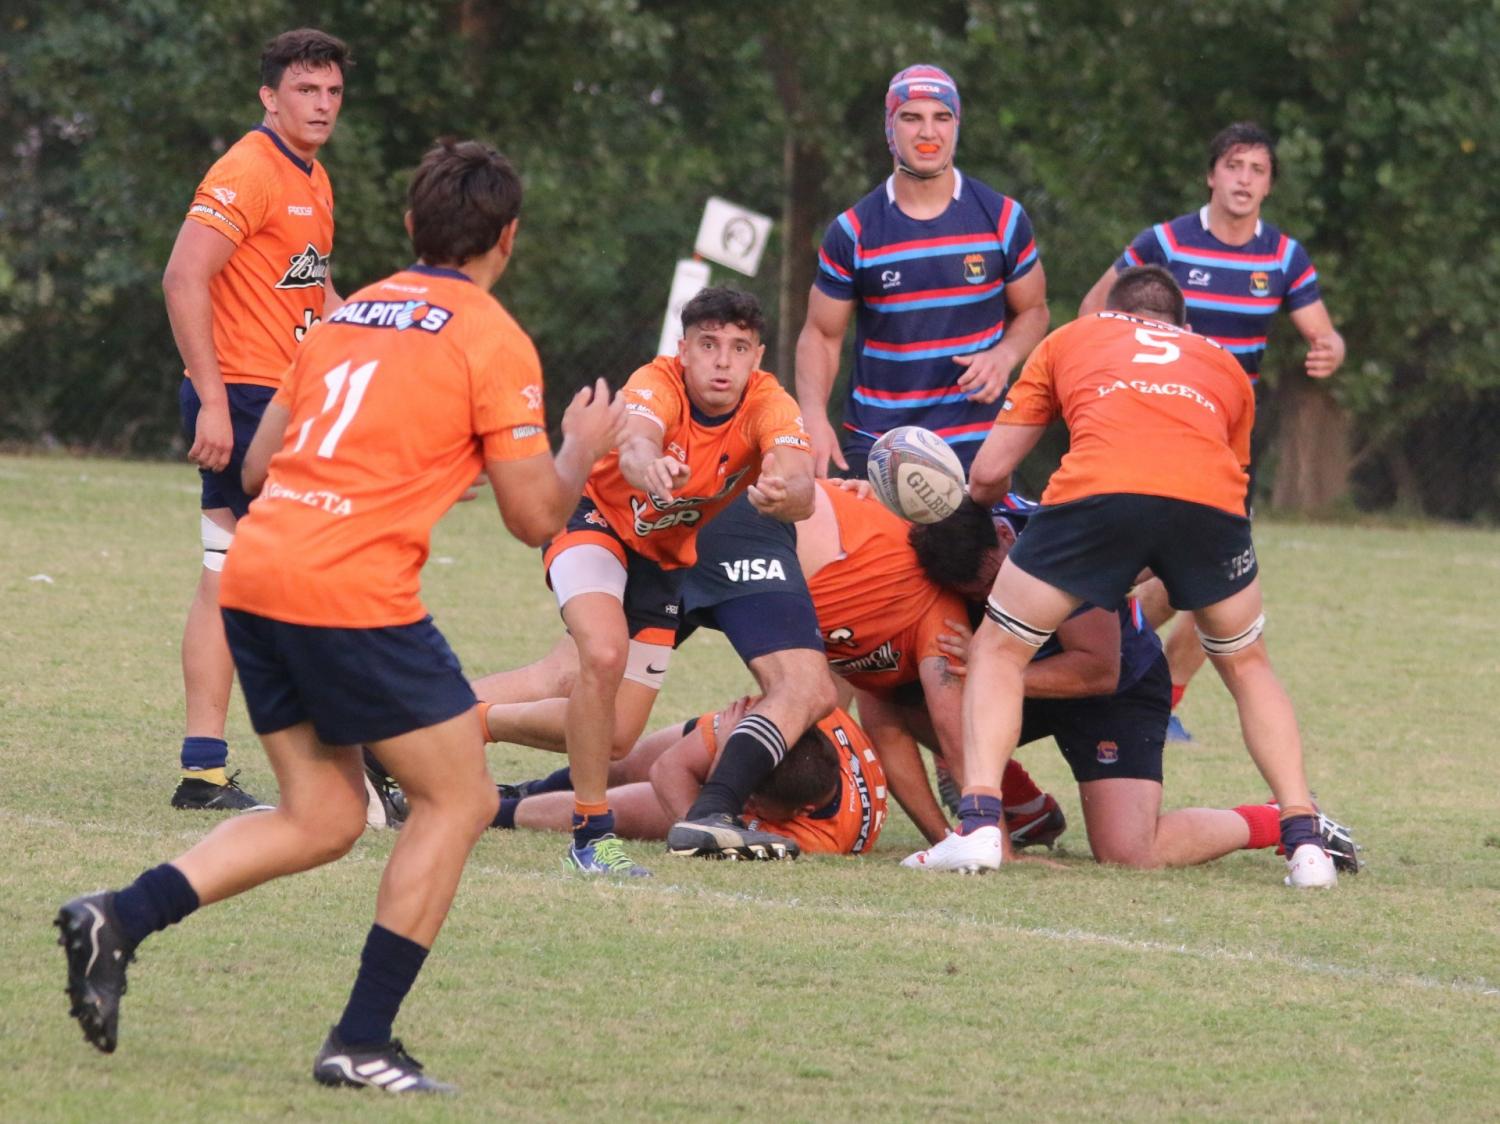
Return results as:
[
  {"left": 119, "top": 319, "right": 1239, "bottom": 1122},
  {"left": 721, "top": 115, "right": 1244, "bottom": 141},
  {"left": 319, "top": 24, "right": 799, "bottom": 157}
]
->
[
  {"left": 1096, "top": 740, "right": 1119, "bottom": 765},
  {"left": 276, "top": 243, "right": 331, "bottom": 289},
  {"left": 962, "top": 254, "right": 987, "bottom": 284},
  {"left": 1249, "top": 271, "right": 1271, "bottom": 296},
  {"left": 211, "top": 187, "right": 237, "bottom": 205},
  {"left": 583, "top": 509, "right": 609, "bottom": 529}
]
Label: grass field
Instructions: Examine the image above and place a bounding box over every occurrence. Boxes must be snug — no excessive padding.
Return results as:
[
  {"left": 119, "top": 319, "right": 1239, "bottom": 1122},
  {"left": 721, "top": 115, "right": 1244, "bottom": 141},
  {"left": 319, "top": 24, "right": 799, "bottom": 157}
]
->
[{"left": 3, "top": 452, "right": 1498, "bottom": 1122}]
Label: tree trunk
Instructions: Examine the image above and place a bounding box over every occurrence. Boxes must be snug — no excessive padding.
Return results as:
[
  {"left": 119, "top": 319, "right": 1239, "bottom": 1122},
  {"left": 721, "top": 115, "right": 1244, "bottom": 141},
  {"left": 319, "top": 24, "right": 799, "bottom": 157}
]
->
[{"left": 1270, "top": 372, "right": 1354, "bottom": 512}]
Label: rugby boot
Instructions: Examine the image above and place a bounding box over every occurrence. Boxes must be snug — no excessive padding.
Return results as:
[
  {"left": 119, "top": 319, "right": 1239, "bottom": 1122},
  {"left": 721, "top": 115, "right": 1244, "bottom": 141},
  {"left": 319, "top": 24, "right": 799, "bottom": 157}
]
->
[
  {"left": 901, "top": 825, "right": 1003, "bottom": 874},
  {"left": 1006, "top": 794, "right": 1067, "bottom": 850},
  {"left": 667, "top": 813, "right": 800, "bottom": 860},
  {"left": 313, "top": 1029, "right": 455, "bottom": 1094},
  {"left": 55, "top": 891, "right": 135, "bottom": 1053}
]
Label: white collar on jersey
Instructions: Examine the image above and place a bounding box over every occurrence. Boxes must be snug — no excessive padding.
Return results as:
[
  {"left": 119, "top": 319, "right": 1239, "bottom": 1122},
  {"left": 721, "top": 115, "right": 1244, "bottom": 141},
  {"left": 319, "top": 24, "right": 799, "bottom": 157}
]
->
[
  {"left": 1199, "top": 204, "right": 1262, "bottom": 238},
  {"left": 886, "top": 167, "right": 964, "bottom": 203}
]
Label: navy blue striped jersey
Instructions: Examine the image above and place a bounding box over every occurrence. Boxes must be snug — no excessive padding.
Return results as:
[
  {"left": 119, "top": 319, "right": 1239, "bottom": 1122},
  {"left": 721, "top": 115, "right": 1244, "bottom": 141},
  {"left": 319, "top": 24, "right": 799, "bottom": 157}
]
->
[
  {"left": 814, "top": 171, "right": 1040, "bottom": 466},
  {"left": 1115, "top": 206, "right": 1320, "bottom": 380}
]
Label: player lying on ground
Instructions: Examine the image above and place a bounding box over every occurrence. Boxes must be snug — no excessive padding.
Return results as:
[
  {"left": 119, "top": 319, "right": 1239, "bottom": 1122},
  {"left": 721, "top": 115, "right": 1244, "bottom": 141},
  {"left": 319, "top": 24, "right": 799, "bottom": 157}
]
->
[
  {"left": 914, "top": 264, "right": 1353, "bottom": 885},
  {"left": 490, "top": 698, "right": 887, "bottom": 857},
  {"left": 895, "top": 497, "right": 1360, "bottom": 871},
  {"left": 472, "top": 286, "right": 813, "bottom": 878},
  {"left": 55, "top": 140, "right": 623, "bottom": 1093}
]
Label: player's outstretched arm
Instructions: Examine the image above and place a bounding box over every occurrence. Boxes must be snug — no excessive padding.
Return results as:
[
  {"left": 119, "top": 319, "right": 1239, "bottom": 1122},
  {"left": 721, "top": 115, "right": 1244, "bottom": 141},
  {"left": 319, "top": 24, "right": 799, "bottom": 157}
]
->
[
  {"left": 794, "top": 288, "right": 855, "bottom": 477},
  {"left": 1077, "top": 264, "right": 1118, "bottom": 317},
  {"left": 747, "top": 447, "right": 815, "bottom": 522},
  {"left": 487, "top": 377, "right": 623, "bottom": 546},
  {"left": 1289, "top": 300, "right": 1346, "bottom": 379},
  {"left": 163, "top": 221, "right": 239, "bottom": 472},
  {"left": 240, "top": 401, "right": 291, "bottom": 497},
  {"left": 968, "top": 423, "right": 1045, "bottom": 505},
  {"left": 854, "top": 688, "right": 952, "bottom": 845},
  {"left": 616, "top": 413, "right": 688, "bottom": 501}
]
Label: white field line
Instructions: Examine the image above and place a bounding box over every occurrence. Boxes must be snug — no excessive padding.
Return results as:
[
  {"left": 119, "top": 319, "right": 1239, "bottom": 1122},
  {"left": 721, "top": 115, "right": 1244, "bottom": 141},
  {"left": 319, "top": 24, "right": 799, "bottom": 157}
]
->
[{"left": 12, "top": 808, "right": 1497, "bottom": 1001}]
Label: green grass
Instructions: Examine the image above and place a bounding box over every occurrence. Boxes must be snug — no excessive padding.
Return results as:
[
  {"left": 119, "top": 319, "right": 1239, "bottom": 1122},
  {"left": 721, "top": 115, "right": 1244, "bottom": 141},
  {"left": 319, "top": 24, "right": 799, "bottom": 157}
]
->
[{"left": 2, "top": 452, "right": 1497, "bottom": 1122}]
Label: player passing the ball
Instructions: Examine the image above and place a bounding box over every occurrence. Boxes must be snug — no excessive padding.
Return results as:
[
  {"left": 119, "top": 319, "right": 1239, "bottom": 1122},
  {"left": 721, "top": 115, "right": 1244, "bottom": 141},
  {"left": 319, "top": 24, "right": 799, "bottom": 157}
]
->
[
  {"left": 55, "top": 140, "right": 623, "bottom": 1091},
  {"left": 908, "top": 264, "right": 1351, "bottom": 886}
]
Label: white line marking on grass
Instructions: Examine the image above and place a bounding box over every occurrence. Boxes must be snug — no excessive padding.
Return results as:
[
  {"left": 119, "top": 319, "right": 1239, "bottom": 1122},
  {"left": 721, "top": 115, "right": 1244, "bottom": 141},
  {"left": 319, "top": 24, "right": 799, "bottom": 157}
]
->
[{"left": 12, "top": 809, "right": 1496, "bottom": 1001}]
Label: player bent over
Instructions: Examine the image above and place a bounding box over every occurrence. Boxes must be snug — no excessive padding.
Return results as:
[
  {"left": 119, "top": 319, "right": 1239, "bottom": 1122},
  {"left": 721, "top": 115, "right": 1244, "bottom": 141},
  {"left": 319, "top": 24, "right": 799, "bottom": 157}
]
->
[
  {"left": 521, "top": 288, "right": 813, "bottom": 876},
  {"left": 55, "top": 140, "right": 623, "bottom": 1091},
  {"left": 905, "top": 498, "right": 1360, "bottom": 872},
  {"left": 910, "top": 264, "right": 1349, "bottom": 885}
]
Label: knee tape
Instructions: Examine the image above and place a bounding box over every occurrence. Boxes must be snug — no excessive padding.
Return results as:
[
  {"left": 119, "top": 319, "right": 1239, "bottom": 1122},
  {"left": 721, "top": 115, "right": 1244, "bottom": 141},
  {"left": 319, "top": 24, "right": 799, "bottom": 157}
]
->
[
  {"left": 201, "top": 514, "right": 234, "bottom": 572},
  {"left": 623, "top": 639, "right": 671, "bottom": 690},
  {"left": 984, "top": 598, "right": 1054, "bottom": 648},
  {"left": 1197, "top": 613, "right": 1266, "bottom": 656},
  {"left": 548, "top": 543, "right": 627, "bottom": 608}
]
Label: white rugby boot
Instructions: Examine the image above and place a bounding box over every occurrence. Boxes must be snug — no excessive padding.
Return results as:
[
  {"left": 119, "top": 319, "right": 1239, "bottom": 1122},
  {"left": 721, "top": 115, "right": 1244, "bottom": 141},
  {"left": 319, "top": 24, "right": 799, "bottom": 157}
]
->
[{"left": 901, "top": 826, "right": 1003, "bottom": 874}]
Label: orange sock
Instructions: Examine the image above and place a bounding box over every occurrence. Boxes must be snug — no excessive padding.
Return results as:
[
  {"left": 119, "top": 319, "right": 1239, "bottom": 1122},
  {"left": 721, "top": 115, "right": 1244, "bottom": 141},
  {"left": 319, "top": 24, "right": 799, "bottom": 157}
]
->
[
  {"left": 573, "top": 798, "right": 610, "bottom": 820},
  {"left": 474, "top": 701, "right": 492, "bottom": 742},
  {"left": 1000, "top": 759, "right": 1043, "bottom": 808}
]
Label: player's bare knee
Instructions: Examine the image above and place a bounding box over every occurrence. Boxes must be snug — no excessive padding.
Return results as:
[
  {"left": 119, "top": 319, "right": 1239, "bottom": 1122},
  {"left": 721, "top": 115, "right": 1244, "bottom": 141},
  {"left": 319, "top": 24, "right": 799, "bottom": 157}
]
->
[
  {"left": 1091, "top": 837, "right": 1161, "bottom": 869},
  {"left": 576, "top": 636, "right": 629, "bottom": 683}
]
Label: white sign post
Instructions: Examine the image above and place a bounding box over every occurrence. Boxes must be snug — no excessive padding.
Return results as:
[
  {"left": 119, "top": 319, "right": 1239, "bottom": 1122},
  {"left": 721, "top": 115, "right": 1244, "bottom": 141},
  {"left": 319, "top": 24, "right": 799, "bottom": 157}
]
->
[
  {"left": 693, "top": 196, "right": 774, "bottom": 276},
  {"left": 657, "top": 258, "right": 713, "bottom": 359}
]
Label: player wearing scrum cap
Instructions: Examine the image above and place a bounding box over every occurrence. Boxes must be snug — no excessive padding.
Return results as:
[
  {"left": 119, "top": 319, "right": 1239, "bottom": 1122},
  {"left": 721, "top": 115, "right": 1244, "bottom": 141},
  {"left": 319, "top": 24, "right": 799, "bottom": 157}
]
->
[{"left": 795, "top": 63, "right": 1049, "bottom": 477}]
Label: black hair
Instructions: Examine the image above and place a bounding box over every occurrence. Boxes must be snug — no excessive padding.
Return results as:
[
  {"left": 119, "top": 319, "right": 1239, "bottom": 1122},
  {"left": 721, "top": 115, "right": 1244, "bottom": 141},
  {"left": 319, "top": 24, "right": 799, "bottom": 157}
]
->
[
  {"left": 680, "top": 286, "right": 766, "bottom": 338},
  {"left": 1208, "top": 121, "right": 1278, "bottom": 182},
  {"left": 753, "top": 726, "right": 840, "bottom": 809},
  {"left": 909, "top": 496, "right": 998, "bottom": 591},
  {"left": 260, "top": 28, "right": 351, "bottom": 90},
  {"left": 408, "top": 139, "right": 523, "bottom": 266}
]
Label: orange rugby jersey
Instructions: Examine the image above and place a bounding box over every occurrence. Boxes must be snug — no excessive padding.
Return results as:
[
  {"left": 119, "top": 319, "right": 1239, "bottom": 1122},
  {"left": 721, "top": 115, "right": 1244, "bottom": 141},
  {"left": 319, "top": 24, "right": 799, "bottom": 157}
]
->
[
  {"left": 219, "top": 265, "right": 550, "bottom": 627},
  {"left": 700, "top": 706, "right": 888, "bottom": 855},
  {"left": 185, "top": 126, "right": 335, "bottom": 387},
  {"left": 808, "top": 481, "right": 968, "bottom": 693},
  {"left": 997, "top": 312, "right": 1254, "bottom": 515},
  {"left": 583, "top": 356, "right": 809, "bottom": 569}
]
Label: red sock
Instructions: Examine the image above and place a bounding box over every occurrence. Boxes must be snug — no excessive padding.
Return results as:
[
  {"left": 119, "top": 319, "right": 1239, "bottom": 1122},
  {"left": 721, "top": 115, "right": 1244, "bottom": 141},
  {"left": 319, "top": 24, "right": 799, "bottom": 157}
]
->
[
  {"left": 1000, "top": 759, "right": 1043, "bottom": 808},
  {"left": 1170, "top": 683, "right": 1187, "bottom": 710},
  {"left": 1233, "top": 803, "right": 1280, "bottom": 850}
]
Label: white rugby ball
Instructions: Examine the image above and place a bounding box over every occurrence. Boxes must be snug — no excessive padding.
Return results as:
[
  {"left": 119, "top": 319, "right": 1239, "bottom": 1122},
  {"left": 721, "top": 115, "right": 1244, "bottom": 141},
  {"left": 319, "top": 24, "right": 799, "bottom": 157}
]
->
[{"left": 866, "top": 426, "right": 966, "bottom": 524}]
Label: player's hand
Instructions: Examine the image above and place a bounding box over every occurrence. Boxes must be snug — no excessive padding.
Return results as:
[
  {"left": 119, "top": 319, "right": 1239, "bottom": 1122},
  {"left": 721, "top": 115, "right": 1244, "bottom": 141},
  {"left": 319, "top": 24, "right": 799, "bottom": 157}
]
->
[
  {"left": 1305, "top": 338, "right": 1339, "bottom": 379},
  {"left": 189, "top": 400, "right": 234, "bottom": 473},
  {"left": 827, "top": 476, "right": 873, "bottom": 500},
  {"left": 804, "top": 412, "right": 848, "bottom": 478},
  {"left": 937, "top": 618, "right": 973, "bottom": 674},
  {"left": 643, "top": 454, "right": 691, "bottom": 502},
  {"left": 562, "top": 378, "right": 625, "bottom": 463},
  {"left": 746, "top": 451, "right": 793, "bottom": 517},
  {"left": 719, "top": 695, "right": 754, "bottom": 728},
  {"left": 953, "top": 346, "right": 1015, "bottom": 405}
]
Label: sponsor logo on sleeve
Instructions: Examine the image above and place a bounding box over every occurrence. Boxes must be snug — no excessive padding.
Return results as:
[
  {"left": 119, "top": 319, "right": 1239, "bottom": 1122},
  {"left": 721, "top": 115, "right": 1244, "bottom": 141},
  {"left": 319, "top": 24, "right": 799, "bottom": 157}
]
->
[
  {"left": 287, "top": 204, "right": 313, "bottom": 216},
  {"left": 521, "top": 384, "right": 543, "bottom": 412},
  {"left": 189, "top": 204, "right": 242, "bottom": 233},
  {"left": 211, "top": 187, "right": 237, "bottom": 205},
  {"left": 509, "top": 425, "right": 544, "bottom": 440}
]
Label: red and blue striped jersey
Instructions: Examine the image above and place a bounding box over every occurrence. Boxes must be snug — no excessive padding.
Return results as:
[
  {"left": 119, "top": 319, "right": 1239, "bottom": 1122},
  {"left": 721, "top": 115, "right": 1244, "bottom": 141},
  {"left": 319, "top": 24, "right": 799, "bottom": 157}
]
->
[
  {"left": 1115, "top": 207, "right": 1321, "bottom": 380},
  {"left": 814, "top": 171, "right": 1040, "bottom": 467}
]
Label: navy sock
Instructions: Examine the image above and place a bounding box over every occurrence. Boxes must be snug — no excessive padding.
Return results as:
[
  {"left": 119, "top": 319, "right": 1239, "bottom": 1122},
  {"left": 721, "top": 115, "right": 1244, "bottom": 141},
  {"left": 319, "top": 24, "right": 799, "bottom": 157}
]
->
[
  {"left": 957, "top": 793, "right": 1003, "bottom": 835},
  {"left": 180, "top": 736, "right": 228, "bottom": 771},
  {"left": 529, "top": 766, "right": 574, "bottom": 795},
  {"left": 492, "top": 794, "right": 521, "bottom": 829},
  {"left": 113, "top": 863, "right": 200, "bottom": 946},
  {"left": 688, "top": 714, "right": 788, "bottom": 819},
  {"left": 1279, "top": 813, "right": 1322, "bottom": 855},
  {"left": 572, "top": 809, "right": 615, "bottom": 849},
  {"left": 335, "top": 924, "right": 429, "bottom": 1048}
]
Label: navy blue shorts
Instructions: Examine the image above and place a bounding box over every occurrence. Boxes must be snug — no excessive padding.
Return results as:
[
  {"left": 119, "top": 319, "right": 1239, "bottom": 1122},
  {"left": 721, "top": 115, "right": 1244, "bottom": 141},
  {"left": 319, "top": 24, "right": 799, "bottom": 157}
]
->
[
  {"left": 222, "top": 609, "right": 477, "bottom": 745},
  {"left": 179, "top": 381, "right": 277, "bottom": 518},
  {"left": 1019, "top": 655, "right": 1170, "bottom": 784},
  {"left": 679, "top": 494, "right": 823, "bottom": 661},
  {"left": 1006, "top": 493, "right": 1258, "bottom": 613}
]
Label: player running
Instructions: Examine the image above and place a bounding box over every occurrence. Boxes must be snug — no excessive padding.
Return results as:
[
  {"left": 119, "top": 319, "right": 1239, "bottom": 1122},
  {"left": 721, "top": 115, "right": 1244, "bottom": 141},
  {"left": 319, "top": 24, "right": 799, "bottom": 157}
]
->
[
  {"left": 55, "top": 140, "right": 623, "bottom": 1091},
  {"left": 507, "top": 288, "right": 813, "bottom": 877},
  {"left": 913, "top": 264, "right": 1350, "bottom": 886},
  {"left": 164, "top": 28, "right": 350, "bottom": 810}
]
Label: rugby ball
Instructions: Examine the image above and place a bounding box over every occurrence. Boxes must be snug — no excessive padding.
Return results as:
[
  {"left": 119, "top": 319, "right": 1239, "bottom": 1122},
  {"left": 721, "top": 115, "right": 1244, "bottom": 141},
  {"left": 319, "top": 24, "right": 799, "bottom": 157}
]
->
[{"left": 866, "top": 426, "right": 966, "bottom": 524}]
